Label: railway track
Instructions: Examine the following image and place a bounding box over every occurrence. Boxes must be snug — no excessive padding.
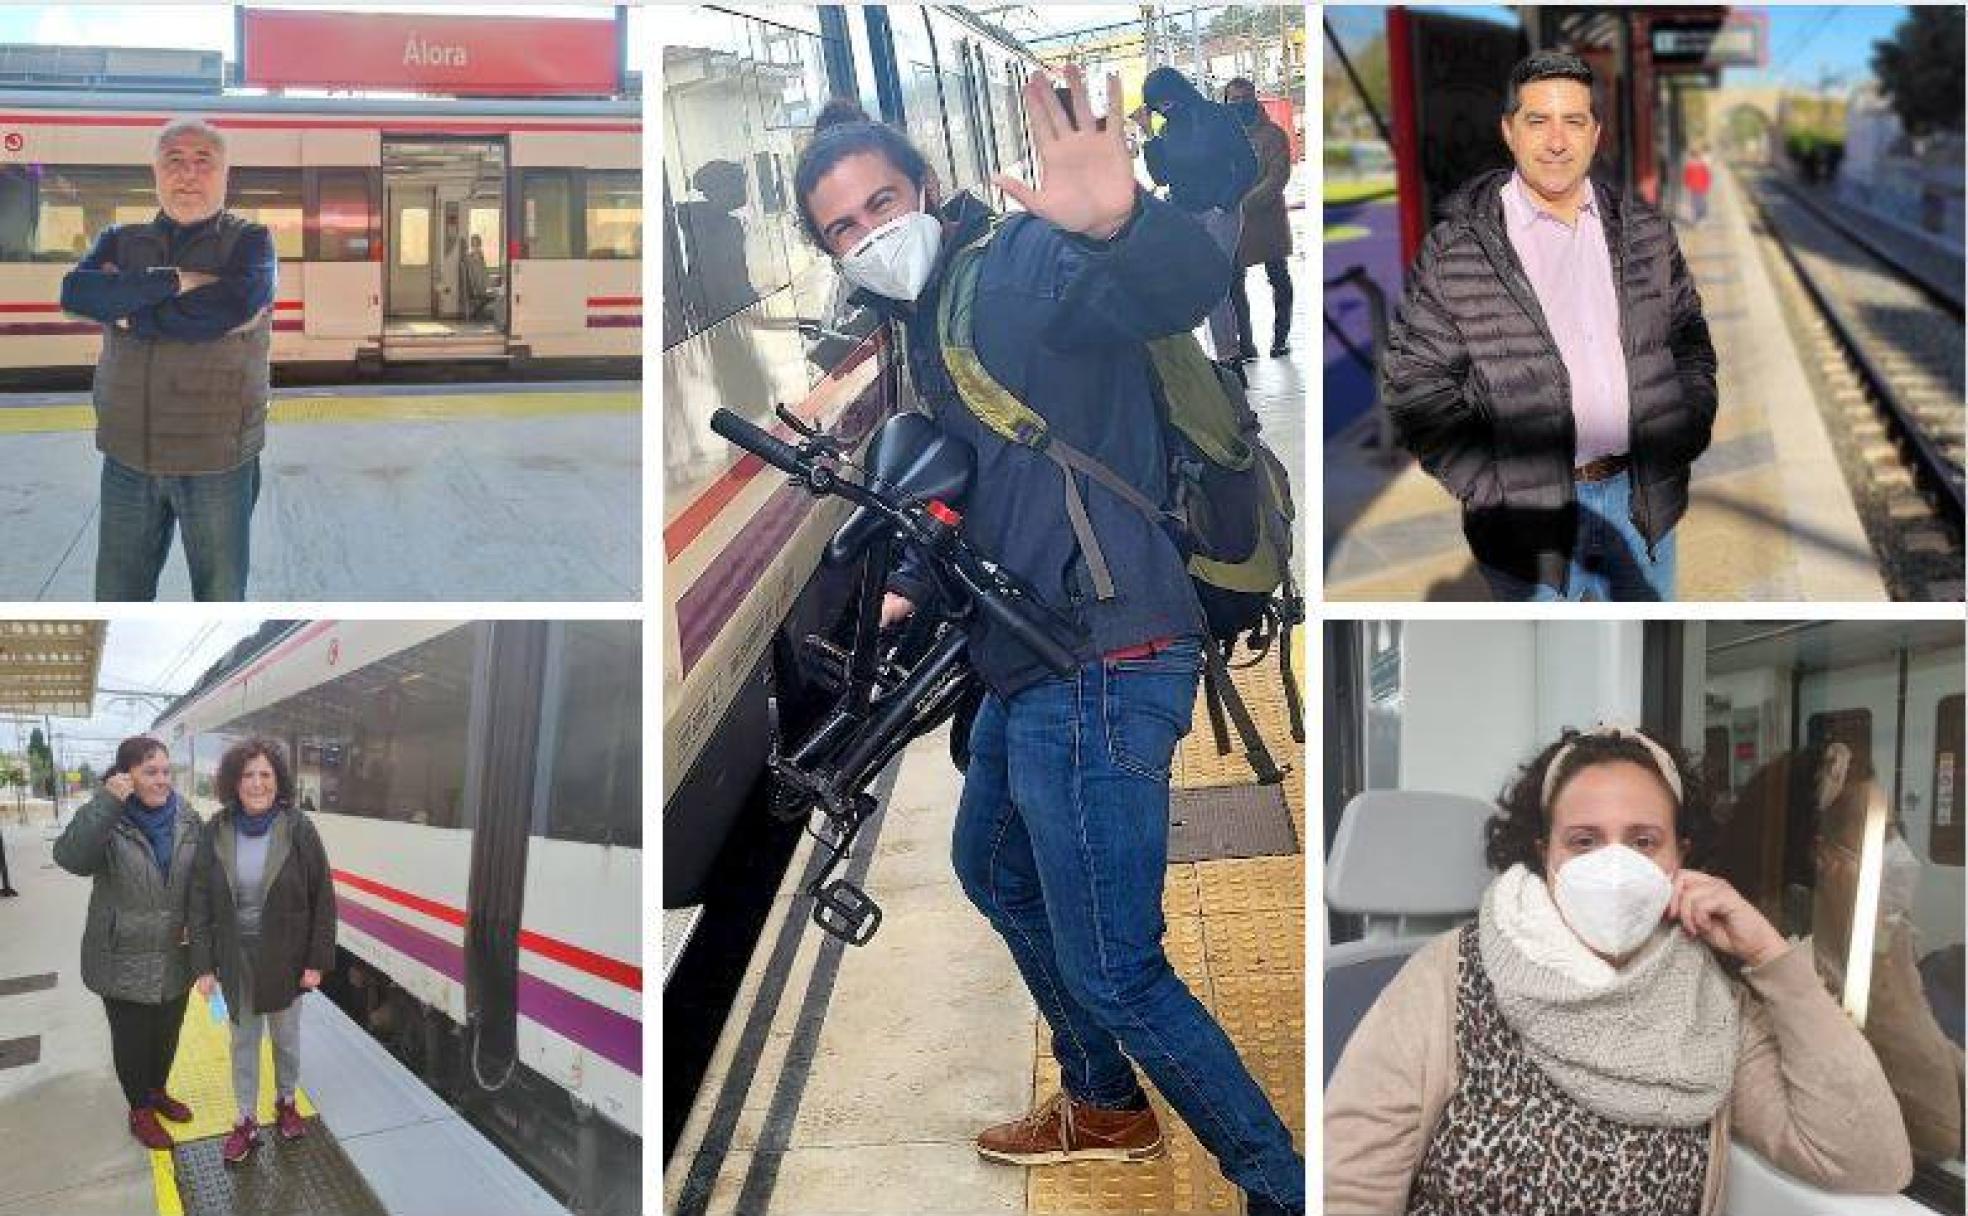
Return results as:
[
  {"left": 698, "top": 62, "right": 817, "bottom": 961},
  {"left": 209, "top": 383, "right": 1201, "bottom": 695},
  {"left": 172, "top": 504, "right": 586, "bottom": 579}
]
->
[{"left": 1738, "top": 164, "right": 1965, "bottom": 600}]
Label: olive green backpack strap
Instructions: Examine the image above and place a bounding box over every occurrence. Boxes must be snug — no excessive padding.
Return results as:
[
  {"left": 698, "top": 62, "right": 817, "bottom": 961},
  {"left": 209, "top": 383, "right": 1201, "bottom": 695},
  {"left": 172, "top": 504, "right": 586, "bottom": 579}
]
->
[{"left": 937, "top": 224, "right": 1179, "bottom": 603}]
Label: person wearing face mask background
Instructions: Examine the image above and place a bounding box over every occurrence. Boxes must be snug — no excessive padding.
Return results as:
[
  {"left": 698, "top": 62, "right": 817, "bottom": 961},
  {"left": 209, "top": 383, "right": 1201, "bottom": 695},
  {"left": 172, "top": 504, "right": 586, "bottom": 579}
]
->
[
  {"left": 791, "top": 66, "right": 1305, "bottom": 1216},
  {"left": 189, "top": 738, "right": 337, "bottom": 1165},
  {"left": 1325, "top": 725, "right": 1912, "bottom": 1215},
  {"left": 1220, "top": 77, "right": 1294, "bottom": 363},
  {"left": 1131, "top": 66, "right": 1257, "bottom": 368},
  {"left": 53, "top": 736, "right": 204, "bottom": 1152}
]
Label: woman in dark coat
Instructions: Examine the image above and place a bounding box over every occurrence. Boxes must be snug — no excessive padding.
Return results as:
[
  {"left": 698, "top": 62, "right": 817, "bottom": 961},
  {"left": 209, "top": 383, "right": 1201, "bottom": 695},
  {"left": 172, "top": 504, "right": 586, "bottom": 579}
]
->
[
  {"left": 1223, "top": 78, "right": 1295, "bottom": 359},
  {"left": 190, "top": 738, "right": 336, "bottom": 1165},
  {"left": 53, "top": 735, "right": 202, "bottom": 1150}
]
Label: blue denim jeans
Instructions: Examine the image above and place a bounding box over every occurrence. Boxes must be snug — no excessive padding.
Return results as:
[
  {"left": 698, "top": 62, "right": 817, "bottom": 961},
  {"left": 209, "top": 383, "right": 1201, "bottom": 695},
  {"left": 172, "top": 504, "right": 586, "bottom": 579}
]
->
[
  {"left": 1480, "top": 470, "right": 1677, "bottom": 602},
  {"left": 96, "top": 455, "right": 260, "bottom": 601},
  {"left": 952, "top": 636, "right": 1305, "bottom": 1211}
]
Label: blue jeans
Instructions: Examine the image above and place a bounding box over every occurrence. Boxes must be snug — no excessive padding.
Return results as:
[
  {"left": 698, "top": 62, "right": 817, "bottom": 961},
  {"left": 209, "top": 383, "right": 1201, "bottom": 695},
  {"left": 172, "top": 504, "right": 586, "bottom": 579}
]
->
[
  {"left": 1480, "top": 470, "right": 1677, "bottom": 602},
  {"left": 952, "top": 636, "right": 1305, "bottom": 1211},
  {"left": 96, "top": 455, "right": 260, "bottom": 601}
]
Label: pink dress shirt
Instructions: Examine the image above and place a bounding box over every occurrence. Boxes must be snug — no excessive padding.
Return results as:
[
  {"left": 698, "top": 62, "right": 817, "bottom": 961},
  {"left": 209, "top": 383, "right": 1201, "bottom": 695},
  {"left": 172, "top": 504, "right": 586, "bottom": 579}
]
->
[{"left": 1501, "top": 172, "right": 1631, "bottom": 466}]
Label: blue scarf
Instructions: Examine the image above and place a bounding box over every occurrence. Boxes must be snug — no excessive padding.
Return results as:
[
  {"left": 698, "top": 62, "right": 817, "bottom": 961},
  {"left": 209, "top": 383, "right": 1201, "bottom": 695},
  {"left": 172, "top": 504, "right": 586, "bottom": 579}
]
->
[
  {"left": 233, "top": 803, "right": 279, "bottom": 838},
  {"left": 122, "top": 791, "right": 179, "bottom": 880}
]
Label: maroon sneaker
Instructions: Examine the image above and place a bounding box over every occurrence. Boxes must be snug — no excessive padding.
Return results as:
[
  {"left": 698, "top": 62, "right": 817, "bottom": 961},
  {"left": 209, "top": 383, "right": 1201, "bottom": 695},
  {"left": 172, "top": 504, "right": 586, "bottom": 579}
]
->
[
  {"left": 222, "top": 1117, "right": 259, "bottom": 1165},
  {"left": 274, "top": 1098, "right": 306, "bottom": 1141},
  {"left": 127, "top": 1107, "right": 174, "bottom": 1151},
  {"left": 147, "top": 1090, "right": 193, "bottom": 1123}
]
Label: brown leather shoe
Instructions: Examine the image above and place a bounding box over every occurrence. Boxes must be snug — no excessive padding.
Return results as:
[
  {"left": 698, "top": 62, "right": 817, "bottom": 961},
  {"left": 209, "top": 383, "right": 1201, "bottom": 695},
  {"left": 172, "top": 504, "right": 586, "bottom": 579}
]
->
[{"left": 975, "top": 1090, "right": 1164, "bottom": 1166}]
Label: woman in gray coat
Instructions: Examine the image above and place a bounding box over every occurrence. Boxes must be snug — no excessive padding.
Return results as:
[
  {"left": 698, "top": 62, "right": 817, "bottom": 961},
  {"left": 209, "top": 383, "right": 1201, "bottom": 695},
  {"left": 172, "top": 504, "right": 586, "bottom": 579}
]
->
[
  {"left": 53, "top": 735, "right": 202, "bottom": 1151},
  {"left": 191, "top": 737, "right": 337, "bottom": 1165}
]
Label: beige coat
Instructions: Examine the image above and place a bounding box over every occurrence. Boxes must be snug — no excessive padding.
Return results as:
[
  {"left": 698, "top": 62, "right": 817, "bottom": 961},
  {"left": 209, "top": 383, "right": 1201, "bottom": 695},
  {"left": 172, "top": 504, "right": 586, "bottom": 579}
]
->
[{"left": 1325, "top": 932, "right": 1913, "bottom": 1216}]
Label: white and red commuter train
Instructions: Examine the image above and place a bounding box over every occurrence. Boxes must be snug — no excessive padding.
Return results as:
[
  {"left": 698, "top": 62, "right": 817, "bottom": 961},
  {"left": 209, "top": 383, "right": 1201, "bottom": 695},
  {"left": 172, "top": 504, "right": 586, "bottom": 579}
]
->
[{"left": 153, "top": 619, "right": 641, "bottom": 1214}]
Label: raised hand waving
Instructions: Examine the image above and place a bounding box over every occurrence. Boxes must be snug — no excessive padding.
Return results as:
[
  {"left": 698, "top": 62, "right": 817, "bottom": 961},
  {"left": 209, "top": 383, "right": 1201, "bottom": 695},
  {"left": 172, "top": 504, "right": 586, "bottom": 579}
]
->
[{"left": 993, "top": 64, "right": 1138, "bottom": 241}]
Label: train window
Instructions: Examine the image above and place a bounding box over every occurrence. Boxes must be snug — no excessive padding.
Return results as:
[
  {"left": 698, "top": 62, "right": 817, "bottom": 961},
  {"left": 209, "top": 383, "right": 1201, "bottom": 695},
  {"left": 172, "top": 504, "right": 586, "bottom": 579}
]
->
[
  {"left": 312, "top": 168, "right": 377, "bottom": 262},
  {"left": 888, "top": 9, "right": 957, "bottom": 191},
  {"left": 221, "top": 627, "right": 476, "bottom": 829},
  {"left": 542, "top": 622, "right": 641, "bottom": 848},
  {"left": 584, "top": 170, "right": 642, "bottom": 260},
  {"left": 229, "top": 168, "right": 303, "bottom": 260},
  {"left": 1681, "top": 620, "right": 1966, "bottom": 1180},
  {"left": 926, "top": 17, "right": 983, "bottom": 193},
  {"left": 397, "top": 204, "right": 432, "bottom": 268},
  {"left": 519, "top": 169, "right": 578, "bottom": 260},
  {"left": 663, "top": 7, "right": 807, "bottom": 334},
  {"left": 0, "top": 165, "right": 152, "bottom": 263},
  {"left": 984, "top": 50, "right": 1028, "bottom": 178}
]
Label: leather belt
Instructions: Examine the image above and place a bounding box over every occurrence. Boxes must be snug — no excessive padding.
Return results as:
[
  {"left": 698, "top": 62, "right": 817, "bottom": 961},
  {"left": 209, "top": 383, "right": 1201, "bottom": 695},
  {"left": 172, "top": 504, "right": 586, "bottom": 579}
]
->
[{"left": 1573, "top": 453, "right": 1630, "bottom": 483}]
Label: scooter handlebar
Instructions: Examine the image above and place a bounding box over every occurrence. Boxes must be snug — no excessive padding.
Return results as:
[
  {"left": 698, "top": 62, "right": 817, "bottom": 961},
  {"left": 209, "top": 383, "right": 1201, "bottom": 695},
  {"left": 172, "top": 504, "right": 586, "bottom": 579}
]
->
[{"left": 711, "top": 408, "right": 808, "bottom": 479}]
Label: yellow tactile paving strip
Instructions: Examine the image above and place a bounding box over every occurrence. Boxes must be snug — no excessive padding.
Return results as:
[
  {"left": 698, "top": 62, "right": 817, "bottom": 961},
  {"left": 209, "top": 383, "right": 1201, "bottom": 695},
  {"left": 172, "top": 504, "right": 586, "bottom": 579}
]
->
[
  {"left": 0, "top": 390, "right": 638, "bottom": 435},
  {"left": 149, "top": 996, "right": 319, "bottom": 1215},
  {"left": 1029, "top": 637, "right": 1307, "bottom": 1215}
]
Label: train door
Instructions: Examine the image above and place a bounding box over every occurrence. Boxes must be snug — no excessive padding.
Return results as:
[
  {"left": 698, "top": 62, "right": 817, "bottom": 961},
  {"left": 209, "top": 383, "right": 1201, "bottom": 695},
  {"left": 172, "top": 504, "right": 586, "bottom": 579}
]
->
[{"left": 381, "top": 139, "right": 507, "bottom": 359}]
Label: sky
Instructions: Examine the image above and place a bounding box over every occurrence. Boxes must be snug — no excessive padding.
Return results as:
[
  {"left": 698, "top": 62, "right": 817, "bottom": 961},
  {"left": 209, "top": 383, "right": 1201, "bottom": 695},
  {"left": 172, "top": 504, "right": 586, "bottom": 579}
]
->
[
  {"left": 1324, "top": 5, "right": 1915, "bottom": 92},
  {"left": 2, "top": 619, "right": 265, "bottom": 770},
  {"left": 0, "top": 3, "right": 649, "bottom": 71}
]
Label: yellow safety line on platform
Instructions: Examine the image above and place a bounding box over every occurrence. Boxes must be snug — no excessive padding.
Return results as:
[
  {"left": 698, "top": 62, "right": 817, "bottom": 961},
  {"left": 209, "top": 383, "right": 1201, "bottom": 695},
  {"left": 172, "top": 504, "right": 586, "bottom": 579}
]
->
[
  {"left": 0, "top": 390, "right": 638, "bottom": 436},
  {"left": 148, "top": 994, "right": 320, "bottom": 1215}
]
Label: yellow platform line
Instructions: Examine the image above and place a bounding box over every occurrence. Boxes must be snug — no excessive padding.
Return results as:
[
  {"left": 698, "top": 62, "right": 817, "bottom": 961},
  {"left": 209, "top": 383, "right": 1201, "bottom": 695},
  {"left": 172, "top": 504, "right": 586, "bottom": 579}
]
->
[
  {"left": 1030, "top": 643, "right": 1306, "bottom": 1215},
  {"left": 149, "top": 993, "right": 320, "bottom": 1215},
  {"left": 0, "top": 390, "right": 638, "bottom": 435}
]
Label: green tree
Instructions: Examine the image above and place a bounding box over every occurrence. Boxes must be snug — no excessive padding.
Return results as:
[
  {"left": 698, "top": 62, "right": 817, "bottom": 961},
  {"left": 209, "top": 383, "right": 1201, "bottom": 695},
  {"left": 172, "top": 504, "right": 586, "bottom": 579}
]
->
[
  {"left": 75, "top": 761, "right": 97, "bottom": 790},
  {"left": 1871, "top": 6, "right": 1965, "bottom": 137},
  {"left": 27, "top": 728, "right": 52, "bottom": 799}
]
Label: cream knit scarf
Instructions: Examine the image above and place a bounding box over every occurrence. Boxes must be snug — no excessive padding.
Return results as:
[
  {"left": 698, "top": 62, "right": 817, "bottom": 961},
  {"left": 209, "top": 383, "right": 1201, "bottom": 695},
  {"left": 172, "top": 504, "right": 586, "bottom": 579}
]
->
[{"left": 1478, "top": 864, "right": 1741, "bottom": 1128}]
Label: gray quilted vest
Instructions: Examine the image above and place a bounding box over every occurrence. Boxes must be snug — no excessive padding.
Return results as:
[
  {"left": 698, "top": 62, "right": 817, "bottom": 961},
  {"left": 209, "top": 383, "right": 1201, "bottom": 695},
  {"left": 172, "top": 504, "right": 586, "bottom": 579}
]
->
[{"left": 92, "top": 211, "right": 272, "bottom": 475}]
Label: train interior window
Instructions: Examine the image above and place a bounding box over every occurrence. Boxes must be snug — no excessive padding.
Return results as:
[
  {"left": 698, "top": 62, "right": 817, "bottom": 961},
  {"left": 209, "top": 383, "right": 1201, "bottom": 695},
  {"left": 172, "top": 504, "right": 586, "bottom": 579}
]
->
[
  {"left": 396, "top": 203, "right": 432, "bottom": 268},
  {"left": 312, "top": 168, "right": 378, "bottom": 262},
  {"left": 221, "top": 627, "right": 477, "bottom": 829},
  {"left": 584, "top": 169, "right": 642, "bottom": 261},
  {"left": 0, "top": 165, "right": 151, "bottom": 262},
  {"left": 229, "top": 168, "right": 303, "bottom": 260},
  {"left": 1687, "top": 620, "right": 1966, "bottom": 1179},
  {"left": 519, "top": 169, "right": 577, "bottom": 260},
  {"left": 542, "top": 622, "right": 641, "bottom": 848}
]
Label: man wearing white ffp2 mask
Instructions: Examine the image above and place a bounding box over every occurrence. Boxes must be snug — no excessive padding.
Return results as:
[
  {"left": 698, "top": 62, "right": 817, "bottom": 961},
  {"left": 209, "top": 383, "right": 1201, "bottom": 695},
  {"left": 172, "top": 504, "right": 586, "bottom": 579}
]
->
[{"left": 836, "top": 188, "right": 944, "bottom": 303}]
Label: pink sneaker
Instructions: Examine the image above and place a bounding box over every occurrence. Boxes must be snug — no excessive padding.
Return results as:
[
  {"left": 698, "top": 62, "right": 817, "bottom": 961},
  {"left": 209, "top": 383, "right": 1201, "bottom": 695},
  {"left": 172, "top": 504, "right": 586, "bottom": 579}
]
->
[
  {"left": 274, "top": 1098, "right": 306, "bottom": 1141},
  {"left": 222, "top": 1117, "right": 259, "bottom": 1165}
]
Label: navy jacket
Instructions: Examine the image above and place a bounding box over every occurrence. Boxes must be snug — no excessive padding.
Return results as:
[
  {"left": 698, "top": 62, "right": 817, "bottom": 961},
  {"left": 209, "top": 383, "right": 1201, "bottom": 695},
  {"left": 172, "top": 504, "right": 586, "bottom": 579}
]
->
[
  {"left": 873, "top": 190, "right": 1230, "bottom": 698},
  {"left": 61, "top": 211, "right": 277, "bottom": 342},
  {"left": 1141, "top": 67, "right": 1257, "bottom": 214}
]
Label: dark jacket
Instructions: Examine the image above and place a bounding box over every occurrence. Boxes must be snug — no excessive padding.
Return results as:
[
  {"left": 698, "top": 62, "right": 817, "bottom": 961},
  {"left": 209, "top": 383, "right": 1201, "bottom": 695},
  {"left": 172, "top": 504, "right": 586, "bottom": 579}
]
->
[
  {"left": 53, "top": 788, "right": 201, "bottom": 1004},
  {"left": 873, "top": 189, "right": 1231, "bottom": 697},
  {"left": 190, "top": 804, "right": 337, "bottom": 1019},
  {"left": 61, "top": 210, "right": 277, "bottom": 476},
  {"left": 1236, "top": 113, "right": 1293, "bottom": 267},
  {"left": 1141, "top": 68, "right": 1257, "bottom": 214},
  {"left": 1382, "top": 169, "right": 1717, "bottom": 589}
]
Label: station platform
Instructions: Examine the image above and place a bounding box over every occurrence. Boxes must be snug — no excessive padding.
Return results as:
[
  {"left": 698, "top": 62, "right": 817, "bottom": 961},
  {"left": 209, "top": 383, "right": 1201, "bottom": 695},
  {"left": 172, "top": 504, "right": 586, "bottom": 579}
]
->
[
  {"left": 0, "top": 381, "right": 639, "bottom": 602},
  {"left": 0, "top": 815, "right": 564, "bottom": 1216},
  {"left": 665, "top": 638, "right": 1307, "bottom": 1216},
  {"left": 1324, "top": 163, "right": 1889, "bottom": 602}
]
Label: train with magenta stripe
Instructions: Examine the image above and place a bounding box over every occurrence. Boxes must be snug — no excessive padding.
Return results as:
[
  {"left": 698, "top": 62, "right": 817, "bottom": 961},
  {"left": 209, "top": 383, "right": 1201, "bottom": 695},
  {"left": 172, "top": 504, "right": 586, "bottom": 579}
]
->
[
  {"left": 152, "top": 618, "right": 641, "bottom": 1215},
  {"left": 660, "top": 2, "right": 1040, "bottom": 965}
]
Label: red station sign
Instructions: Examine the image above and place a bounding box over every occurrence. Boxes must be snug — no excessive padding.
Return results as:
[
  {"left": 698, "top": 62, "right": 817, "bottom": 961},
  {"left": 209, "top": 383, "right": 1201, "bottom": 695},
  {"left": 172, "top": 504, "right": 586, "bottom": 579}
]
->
[{"left": 240, "top": 9, "right": 620, "bottom": 97}]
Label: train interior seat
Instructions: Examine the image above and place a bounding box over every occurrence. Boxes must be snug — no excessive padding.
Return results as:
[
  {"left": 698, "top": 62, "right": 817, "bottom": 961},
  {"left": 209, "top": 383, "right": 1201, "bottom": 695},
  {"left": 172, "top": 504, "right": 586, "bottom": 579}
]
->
[
  {"left": 1725, "top": 1142, "right": 1925, "bottom": 1215},
  {"left": 1323, "top": 789, "right": 1492, "bottom": 1081}
]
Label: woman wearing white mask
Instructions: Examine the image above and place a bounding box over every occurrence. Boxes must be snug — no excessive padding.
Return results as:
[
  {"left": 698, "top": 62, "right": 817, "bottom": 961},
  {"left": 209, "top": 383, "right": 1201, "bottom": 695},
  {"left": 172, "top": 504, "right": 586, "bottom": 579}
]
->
[{"left": 1325, "top": 725, "right": 1913, "bottom": 1215}]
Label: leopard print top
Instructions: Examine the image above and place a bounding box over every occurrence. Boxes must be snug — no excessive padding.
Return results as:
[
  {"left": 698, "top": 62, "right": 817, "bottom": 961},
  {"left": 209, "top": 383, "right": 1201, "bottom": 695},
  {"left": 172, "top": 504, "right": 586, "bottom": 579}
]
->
[{"left": 1406, "top": 924, "right": 1711, "bottom": 1216}]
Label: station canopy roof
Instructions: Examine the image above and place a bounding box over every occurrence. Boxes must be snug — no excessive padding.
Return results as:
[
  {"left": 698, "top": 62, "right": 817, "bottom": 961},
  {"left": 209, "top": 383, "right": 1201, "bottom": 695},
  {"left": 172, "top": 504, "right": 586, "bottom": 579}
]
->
[{"left": 0, "top": 621, "right": 105, "bottom": 719}]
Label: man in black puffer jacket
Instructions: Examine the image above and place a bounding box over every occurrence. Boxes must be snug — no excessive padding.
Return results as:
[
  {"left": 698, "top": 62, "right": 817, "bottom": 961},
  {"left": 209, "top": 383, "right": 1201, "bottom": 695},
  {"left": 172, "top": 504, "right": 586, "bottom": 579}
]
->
[{"left": 1383, "top": 52, "right": 1717, "bottom": 600}]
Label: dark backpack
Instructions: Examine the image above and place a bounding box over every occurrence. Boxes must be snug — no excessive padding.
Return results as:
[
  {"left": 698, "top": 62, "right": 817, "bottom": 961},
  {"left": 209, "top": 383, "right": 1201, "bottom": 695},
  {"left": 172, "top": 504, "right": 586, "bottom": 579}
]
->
[{"left": 932, "top": 219, "right": 1304, "bottom": 780}]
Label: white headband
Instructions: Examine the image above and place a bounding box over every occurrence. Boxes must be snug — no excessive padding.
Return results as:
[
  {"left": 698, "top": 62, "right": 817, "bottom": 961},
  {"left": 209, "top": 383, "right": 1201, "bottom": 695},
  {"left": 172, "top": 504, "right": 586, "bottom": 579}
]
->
[{"left": 1541, "top": 723, "right": 1684, "bottom": 809}]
